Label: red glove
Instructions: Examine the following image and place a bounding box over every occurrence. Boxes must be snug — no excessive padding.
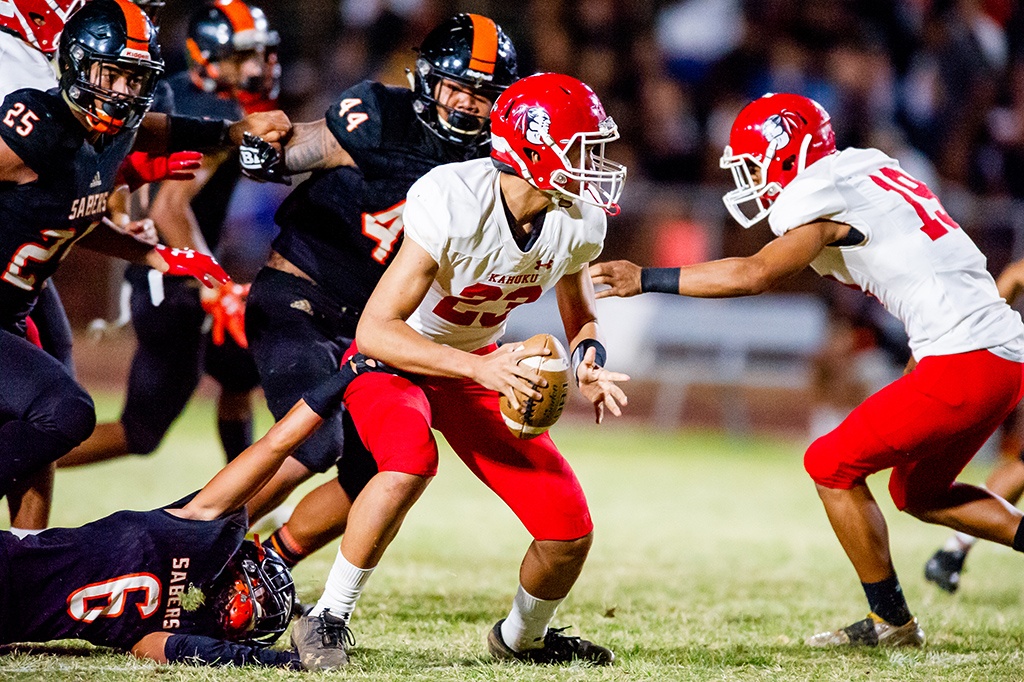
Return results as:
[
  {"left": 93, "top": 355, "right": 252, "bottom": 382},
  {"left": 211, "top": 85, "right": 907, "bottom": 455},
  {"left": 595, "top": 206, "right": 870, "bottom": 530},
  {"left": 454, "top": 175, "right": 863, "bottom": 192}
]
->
[
  {"left": 118, "top": 151, "right": 203, "bottom": 192},
  {"left": 154, "top": 244, "right": 230, "bottom": 288},
  {"left": 201, "top": 282, "right": 250, "bottom": 348}
]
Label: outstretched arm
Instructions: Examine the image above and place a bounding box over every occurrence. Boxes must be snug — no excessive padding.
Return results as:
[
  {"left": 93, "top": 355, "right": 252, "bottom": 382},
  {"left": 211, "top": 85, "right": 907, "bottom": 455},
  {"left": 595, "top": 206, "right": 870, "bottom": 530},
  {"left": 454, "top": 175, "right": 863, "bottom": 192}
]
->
[
  {"left": 281, "top": 118, "right": 355, "bottom": 173},
  {"left": 590, "top": 220, "right": 848, "bottom": 299},
  {"left": 131, "top": 632, "right": 300, "bottom": 668},
  {"left": 170, "top": 400, "right": 325, "bottom": 521}
]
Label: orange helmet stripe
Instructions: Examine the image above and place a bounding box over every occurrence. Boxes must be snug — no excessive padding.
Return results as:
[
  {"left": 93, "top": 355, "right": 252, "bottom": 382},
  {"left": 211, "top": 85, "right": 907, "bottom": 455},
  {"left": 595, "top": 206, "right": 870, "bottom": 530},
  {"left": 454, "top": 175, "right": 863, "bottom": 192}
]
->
[
  {"left": 216, "top": 0, "right": 257, "bottom": 34},
  {"left": 466, "top": 14, "right": 498, "bottom": 75},
  {"left": 112, "top": 0, "right": 152, "bottom": 52}
]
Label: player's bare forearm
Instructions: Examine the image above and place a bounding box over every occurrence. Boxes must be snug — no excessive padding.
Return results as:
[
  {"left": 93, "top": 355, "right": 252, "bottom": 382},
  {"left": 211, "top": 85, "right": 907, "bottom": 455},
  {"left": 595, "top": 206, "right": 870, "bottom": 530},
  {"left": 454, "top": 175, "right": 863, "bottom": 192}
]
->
[
  {"left": 556, "top": 267, "right": 600, "bottom": 343},
  {"left": 148, "top": 155, "right": 224, "bottom": 253},
  {"left": 283, "top": 119, "right": 354, "bottom": 172},
  {"left": 0, "top": 136, "right": 38, "bottom": 184},
  {"left": 174, "top": 400, "right": 324, "bottom": 521}
]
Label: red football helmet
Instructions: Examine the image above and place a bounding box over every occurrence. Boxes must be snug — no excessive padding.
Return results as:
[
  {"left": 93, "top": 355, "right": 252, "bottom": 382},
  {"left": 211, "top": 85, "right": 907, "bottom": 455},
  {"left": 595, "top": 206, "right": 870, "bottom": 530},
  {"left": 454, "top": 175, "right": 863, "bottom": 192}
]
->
[
  {"left": 0, "top": 0, "right": 86, "bottom": 54},
  {"left": 720, "top": 93, "right": 836, "bottom": 228},
  {"left": 490, "top": 72, "right": 626, "bottom": 215}
]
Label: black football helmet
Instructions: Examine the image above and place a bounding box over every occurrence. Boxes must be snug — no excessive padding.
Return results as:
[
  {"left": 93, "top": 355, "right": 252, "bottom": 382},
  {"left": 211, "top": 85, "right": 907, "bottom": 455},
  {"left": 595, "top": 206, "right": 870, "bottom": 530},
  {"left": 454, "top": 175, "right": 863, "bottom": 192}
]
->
[
  {"left": 186, "top": 0, "right": 280, "bottom": 103},
  {"left": 410, "top": 13, "right": 518, "bottom": 153},
  {"left": 58, "top": 0, "right": 164, "bottom": 135},
  {"left": 212, "top": 539, "right": 295, "bottom": 647}
]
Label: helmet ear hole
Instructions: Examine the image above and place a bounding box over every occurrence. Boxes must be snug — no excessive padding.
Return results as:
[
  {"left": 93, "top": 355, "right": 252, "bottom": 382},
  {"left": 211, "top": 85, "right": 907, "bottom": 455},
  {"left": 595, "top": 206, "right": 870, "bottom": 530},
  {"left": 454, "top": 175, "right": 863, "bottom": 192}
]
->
[
  {"left": 524, "top": 148, "right": 541, "bottom": 163},
  {"left": 781, "top": 155, "right": 796, "bottom": 172}
]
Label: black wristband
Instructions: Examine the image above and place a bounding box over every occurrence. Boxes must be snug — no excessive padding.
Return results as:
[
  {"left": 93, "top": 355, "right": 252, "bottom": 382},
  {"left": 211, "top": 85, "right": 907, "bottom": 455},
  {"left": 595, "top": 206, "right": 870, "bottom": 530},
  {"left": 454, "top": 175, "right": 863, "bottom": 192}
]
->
[
  {"left": 571, "top": 339, "right": 607, "bottom": 386},
  {"left": 640, "top": 267, "right": 681, "bottom": 294},
  {"left": 168, "top": 115, "right": 232, "bottom": 152}
]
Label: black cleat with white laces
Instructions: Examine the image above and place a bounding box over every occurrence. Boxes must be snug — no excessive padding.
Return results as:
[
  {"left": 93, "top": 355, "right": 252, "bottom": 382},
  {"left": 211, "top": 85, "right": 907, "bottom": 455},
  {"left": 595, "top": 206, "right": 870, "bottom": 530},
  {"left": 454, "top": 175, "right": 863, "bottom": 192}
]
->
[
  {"left": 924, "top": 548, "right": 967, "bottom": 594},
  {"left": 487, "top": 619, "right": 614, "bottom": 666},
  {"left": 290, "top": 609, "right": 356, "bottom": 671}
]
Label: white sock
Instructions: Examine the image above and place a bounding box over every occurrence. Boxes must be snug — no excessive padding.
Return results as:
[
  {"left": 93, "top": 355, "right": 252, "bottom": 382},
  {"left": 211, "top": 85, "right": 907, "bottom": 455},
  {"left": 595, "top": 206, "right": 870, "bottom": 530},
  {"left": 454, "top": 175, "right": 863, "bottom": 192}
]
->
[
  {"left": 944, "top": 533, "right": 977, "bottom": 552},
  {"left": 500, "top": 585, "right": 563, "bottom": 652},
  {"left": 9, "top": 527, "right": 42, "bottom": 539},
  {"left": 309, "top": 548, "right": 374, "bottom": 621}
]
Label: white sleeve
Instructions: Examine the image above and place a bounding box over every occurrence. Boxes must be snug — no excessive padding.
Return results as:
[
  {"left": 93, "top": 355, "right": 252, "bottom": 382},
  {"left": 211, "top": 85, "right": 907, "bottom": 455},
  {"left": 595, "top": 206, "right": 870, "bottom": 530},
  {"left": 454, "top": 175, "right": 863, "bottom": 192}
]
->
[
  {"left": 767, "top": 176, "right": 847, "bottom": 237},
  {"left": 402, "top": 174, "right": 450, "bottom": 264}
]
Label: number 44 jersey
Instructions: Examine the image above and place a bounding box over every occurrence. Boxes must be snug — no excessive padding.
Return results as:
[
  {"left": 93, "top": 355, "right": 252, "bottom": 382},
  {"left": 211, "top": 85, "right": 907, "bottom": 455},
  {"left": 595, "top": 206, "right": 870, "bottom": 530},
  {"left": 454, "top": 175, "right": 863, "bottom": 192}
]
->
[
  {"left": 768, "top": 147, "right": 1024, "bottom": 362},
  {"left": 270, "top": 80, "right": 475, "bottom": 324}
]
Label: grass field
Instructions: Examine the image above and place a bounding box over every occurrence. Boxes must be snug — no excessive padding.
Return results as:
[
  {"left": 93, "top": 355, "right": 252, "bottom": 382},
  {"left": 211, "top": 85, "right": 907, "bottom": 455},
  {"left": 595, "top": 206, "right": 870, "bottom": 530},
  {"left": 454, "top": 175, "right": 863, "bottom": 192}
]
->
[{"left": 3, "top": 394, "right": 1024, "bottom": 681}]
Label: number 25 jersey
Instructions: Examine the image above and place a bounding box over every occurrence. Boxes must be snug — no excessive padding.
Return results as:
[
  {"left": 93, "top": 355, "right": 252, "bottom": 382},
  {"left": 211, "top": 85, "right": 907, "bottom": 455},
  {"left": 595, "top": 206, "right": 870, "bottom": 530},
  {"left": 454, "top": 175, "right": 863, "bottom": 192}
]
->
[
  {"left": 768, "top": 147, "right": 1024, "bottom": 362},
  {"left": 0, "top": 88, "right": 134, "bottom": 332}
]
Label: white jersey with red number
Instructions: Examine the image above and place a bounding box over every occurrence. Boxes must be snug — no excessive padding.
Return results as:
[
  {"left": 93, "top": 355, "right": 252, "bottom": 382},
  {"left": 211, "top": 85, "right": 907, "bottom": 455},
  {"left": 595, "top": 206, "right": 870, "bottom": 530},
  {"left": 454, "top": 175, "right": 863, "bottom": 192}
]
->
[
  {"left": 769, "top": 147, "right": 1024, "bottom": 362},
  {"left": 0, "top": 31, "right": 57, "bottom": 96},
  {"left": 402, "top": 158, "right": 606, "bottom": 351}
]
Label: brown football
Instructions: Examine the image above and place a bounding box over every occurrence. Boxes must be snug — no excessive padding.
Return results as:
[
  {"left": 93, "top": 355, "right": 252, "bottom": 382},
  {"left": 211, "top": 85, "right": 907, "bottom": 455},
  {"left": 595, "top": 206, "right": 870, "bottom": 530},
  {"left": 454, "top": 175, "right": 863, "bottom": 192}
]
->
[{"left": 498, "top": 333, "right": 571, "bottom": 439}]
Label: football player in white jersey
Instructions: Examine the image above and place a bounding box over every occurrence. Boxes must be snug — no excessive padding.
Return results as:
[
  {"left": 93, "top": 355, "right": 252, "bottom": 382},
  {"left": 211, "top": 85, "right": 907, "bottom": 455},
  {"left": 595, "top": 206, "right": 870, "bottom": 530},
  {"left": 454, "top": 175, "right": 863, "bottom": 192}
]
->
[
  {"left": 285, "top": 72, "right": 629, "bottom": 670},
  {"left": 591, "top": 92, "right": 1024, "bottom": 648}
]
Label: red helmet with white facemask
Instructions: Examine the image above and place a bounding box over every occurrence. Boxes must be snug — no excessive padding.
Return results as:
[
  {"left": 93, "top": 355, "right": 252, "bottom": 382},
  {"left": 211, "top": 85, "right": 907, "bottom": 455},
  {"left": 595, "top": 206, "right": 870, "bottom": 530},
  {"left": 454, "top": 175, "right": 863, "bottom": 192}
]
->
[
  {"left": 490, "top": 72, "right": 626, "bottom": 215},
  {"left": 720, "top": 93, "right": 836, "bottom": 227},
  {"left": 0, "top": 0, "right": 86, "bottom": 53}
]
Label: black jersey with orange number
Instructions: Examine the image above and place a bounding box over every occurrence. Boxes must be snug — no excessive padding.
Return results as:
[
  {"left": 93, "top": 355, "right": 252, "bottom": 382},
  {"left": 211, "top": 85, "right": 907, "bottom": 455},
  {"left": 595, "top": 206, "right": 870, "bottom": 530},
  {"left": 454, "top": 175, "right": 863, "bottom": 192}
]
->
[
  {"left": 0, "top": 494, "right": 246, "bottom": 648},
  {"left": 271, "top": 80, "right": 477, "bottom": 313},
  {"left": 0, "top": 88, "right": 134, "bottom": 333}
]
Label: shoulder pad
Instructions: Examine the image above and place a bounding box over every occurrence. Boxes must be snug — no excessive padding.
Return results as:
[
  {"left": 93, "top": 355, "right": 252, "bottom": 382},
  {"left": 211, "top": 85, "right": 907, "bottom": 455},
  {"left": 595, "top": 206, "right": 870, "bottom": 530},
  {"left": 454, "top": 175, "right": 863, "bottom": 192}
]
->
[
  {"left": 0, "top": 89, "right": 80, "bottom": 176},
  {"left": 325, "top": 80, "right": 413, "bottom": 154}
]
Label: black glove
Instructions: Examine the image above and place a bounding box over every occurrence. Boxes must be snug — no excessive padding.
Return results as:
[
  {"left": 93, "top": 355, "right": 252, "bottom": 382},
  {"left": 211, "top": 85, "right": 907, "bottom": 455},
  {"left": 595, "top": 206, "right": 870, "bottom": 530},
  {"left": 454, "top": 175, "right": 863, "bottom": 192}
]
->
[{"left": 239, "top": 131, "right": 291, "bottom": 185}]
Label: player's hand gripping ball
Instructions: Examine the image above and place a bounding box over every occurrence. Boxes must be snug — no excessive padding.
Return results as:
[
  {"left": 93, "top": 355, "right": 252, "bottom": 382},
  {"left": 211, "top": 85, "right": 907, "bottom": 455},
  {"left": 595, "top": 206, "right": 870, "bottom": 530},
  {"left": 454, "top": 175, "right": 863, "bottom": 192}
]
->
[{"left": 499, "top": 333, "right": 571, "bottom": 439}]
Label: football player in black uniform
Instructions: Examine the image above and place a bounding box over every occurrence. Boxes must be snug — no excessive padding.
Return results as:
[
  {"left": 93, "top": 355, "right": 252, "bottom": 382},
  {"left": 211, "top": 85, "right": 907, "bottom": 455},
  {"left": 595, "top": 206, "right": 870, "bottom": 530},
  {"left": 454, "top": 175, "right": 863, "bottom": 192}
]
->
[
  {"left": 238, "top": 13, "right": 519, "bottom": 572},
  {"left": 59, "top": 0, "right": 281, "bottom": 470},
  {"left": 0, "top": 0, "right": 179, "bottom": 539},
  {"left": 0, "top": 387, "right": 349, "bottom": 666},
  {"left": 0, "top": 0, "right": 290, "bottom": 501}
]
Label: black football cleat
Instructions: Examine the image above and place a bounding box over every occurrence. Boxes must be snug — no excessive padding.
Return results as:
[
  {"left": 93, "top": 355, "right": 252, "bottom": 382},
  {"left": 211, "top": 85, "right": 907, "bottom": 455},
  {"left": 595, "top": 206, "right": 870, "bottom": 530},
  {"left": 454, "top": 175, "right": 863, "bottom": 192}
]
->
[
  {"left": 487, "top": 619, "right": 614, "bottom": 666},
  {"left": 924, "top": 548, "right": 966, "bottom": 594}
]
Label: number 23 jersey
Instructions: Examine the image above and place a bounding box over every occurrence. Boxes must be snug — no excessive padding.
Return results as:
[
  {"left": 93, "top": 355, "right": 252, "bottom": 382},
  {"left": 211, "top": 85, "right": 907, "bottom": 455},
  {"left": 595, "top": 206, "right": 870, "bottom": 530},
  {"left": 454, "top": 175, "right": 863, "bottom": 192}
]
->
[
  {"left": 403, "top": 158, "right": 606, "bottom": 351},
  {"left": 768, "top": 147, "right": 1024, "bottom": 362}
]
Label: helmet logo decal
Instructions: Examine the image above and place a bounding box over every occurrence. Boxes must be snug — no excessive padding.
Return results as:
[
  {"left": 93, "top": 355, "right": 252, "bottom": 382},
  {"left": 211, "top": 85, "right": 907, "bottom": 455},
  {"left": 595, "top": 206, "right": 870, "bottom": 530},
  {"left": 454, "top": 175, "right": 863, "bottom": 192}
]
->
[
  {"left": 761, "top": 114, "right": 791, "bottom": 152},
  {"left": 524, "top": 107, "right": 550, "bottom": 145}
]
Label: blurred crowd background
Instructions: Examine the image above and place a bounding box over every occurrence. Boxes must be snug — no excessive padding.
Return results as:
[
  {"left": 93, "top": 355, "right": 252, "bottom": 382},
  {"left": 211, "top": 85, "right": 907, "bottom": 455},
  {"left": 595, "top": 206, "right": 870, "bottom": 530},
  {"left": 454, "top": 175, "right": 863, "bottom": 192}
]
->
[{"left": 54, "top": 0, "right": 1024, "bottom": 431}]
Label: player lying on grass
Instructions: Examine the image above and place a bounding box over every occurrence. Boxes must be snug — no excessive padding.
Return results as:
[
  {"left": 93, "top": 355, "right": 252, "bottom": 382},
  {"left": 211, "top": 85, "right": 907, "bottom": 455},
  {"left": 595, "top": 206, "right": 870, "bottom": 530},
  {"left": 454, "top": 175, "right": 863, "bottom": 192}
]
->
[
  {"left": 592, "top": 92, "right": 1024, "bottom": 648},
  {"left": 0, "top": 392, "right": 359, "bottom": 667}
]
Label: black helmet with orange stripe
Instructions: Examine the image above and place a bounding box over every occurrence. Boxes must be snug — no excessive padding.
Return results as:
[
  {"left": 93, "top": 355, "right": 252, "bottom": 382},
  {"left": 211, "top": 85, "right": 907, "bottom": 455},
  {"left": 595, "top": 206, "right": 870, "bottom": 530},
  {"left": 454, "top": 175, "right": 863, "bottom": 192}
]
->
[
  {"left": 133, "top": 1, "right": 167, "bottom": 28},
  {"left": 411, "top": 13, "right": 518, "bottom": 152},
  {"left": 186, "top": 0, "right": 280, "bottom": 107},
  {"left": 58, "top": 0, "right": 164, "bottom": 135}
]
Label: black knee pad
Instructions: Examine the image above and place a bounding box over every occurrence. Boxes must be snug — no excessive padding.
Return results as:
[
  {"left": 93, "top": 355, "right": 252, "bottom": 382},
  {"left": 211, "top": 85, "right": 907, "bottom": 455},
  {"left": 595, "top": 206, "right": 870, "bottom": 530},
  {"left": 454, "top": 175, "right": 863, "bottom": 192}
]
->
[{"left": 30, "top": 381, "right": 96, "bottom": 448}]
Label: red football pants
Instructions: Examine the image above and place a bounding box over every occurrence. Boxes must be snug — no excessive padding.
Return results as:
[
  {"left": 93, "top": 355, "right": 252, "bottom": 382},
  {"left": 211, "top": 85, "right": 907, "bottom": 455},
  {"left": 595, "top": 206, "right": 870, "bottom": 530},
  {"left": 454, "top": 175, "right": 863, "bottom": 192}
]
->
[
  {"left": 804, "top": 349, "right": 1024, "bottom": 510},
  {"left": 342, "top": 343, "right": 593, "bottom": 541}
]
